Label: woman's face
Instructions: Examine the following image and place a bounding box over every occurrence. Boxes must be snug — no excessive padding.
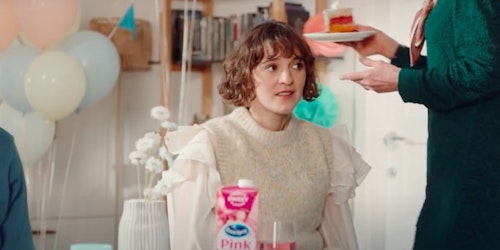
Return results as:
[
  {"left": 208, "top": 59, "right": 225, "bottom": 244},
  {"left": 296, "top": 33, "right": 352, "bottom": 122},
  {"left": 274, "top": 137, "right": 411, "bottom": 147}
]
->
[{"left": 249, "top": 46, "right": 306, "bottom": 117}]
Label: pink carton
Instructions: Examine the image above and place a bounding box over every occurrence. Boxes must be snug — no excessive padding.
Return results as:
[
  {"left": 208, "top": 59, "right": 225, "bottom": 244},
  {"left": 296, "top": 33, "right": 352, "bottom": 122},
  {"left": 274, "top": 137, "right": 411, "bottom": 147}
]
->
[{"left": 215, "top": 179, "right": 259, "bottom": 250}]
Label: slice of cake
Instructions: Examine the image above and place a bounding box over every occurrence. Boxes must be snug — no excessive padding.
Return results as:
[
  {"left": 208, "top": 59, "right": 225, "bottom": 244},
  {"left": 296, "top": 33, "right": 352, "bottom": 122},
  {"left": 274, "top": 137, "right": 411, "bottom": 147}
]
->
[{"left": 323, "top": 8, "right": 356, "bottom": 33}]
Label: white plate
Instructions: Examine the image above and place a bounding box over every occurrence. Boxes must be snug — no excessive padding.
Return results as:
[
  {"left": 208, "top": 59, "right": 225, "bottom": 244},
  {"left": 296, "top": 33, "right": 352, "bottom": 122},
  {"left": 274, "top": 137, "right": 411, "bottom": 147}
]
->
[{"left": 304, "top": 31, "right": 376, "bottom": 42}]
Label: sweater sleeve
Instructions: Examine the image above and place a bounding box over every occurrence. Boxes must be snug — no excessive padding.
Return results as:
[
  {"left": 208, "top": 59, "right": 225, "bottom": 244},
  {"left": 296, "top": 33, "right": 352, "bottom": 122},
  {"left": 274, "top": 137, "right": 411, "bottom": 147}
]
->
[
  {"left": 391, "top": 45, "right": 427, "bottom": 69},
  {"left": 0, "top": 133, "right": 34, "bottom": 250},
  {"left": 398, "top": 1, "right": 500, "bottom": 111}
]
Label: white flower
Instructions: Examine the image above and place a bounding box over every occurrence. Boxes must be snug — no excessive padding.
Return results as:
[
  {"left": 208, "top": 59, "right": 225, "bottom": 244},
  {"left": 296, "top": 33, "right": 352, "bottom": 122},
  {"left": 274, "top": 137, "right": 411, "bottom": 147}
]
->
[
  {"left": 143, "top": 132, "right": 162, "bottom": 146},
  {"left": 154, "top": 169, "right": 186, "bottom": 196},
  {"left": 161, "top": 121, "right": 178, "bottom": 131},
  {"left": 145, "top": 156, "right": 163, "bottom": 174},
  {"left": 153, "top": 181, "right": 169, "bottom": 197},
  {"left": 129, "top": 105, "right": 176, "bottom": 200},
  {"left": 135, "top": 136, "right": 156, "bottom": 152},
  {"left": 150, "top": 106, "right": 170, "bottom": 121},
  {"left": 129, "top": 151, "right": 147, "bottom": 165},
  {"left": 143, "top": 187, "right": 161, "bottom": 200},
  {"left": 159, "top": 146, "right": 174, "bottom": 164}
]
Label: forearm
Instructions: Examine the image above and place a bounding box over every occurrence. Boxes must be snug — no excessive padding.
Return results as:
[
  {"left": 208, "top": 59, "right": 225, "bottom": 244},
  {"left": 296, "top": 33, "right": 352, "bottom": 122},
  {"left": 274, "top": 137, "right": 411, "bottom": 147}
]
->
[
  {"left": 168, "top": 182, "right": 216, "bottom": 249},
  {"left": 381, "top": 40, "right": 400, "bottom": 60},
  {"left": 166, "top": 159, "right": 217, "bottom": 249},
  {"left": 320, "top": 194, "right": 358, "bottom": 250},
  {"left": 391, "top": 45, "right": 427, "bottom": 69}
]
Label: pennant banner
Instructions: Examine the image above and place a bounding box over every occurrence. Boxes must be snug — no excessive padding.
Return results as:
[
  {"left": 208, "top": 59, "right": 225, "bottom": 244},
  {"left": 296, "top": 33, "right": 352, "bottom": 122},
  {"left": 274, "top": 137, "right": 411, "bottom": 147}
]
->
[{"left": 118, "top": 4, "right": 137, "bottom": 40}]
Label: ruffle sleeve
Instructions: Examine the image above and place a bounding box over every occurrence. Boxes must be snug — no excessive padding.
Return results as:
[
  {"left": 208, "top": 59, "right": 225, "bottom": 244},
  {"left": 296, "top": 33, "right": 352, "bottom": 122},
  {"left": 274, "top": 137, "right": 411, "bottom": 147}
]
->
[
  {"left": 329, "top": 125, "right": 371, "bottom": 204},
  {"left": 156, "top": 125, "right": 222, "bottom": 249},
  {"left": 158, "top": 125, "right": 221, "bottom": 203},
  {"left": 319, "top": 125, "right": 371, "bottom": 250}
]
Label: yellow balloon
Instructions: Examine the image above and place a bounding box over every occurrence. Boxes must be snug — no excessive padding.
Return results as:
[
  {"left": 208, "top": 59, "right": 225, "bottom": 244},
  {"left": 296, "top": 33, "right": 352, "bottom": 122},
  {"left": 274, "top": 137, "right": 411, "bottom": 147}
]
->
[{"left": 24, "top": 51, "right": 86, "bottom": 121}]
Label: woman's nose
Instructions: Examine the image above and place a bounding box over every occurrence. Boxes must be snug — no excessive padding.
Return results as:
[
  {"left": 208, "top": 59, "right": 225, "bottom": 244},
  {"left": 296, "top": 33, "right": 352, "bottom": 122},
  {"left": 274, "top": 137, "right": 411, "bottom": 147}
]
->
[{"left": 279, "top": 69, "right": 293, "bottom": 85}]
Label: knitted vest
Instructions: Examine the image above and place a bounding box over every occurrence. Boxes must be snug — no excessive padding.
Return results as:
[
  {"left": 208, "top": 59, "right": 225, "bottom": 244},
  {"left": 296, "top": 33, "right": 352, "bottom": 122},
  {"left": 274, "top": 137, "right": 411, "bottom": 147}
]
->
[{"left": 203, "top": 107, "right": 334, "bottom": 250}]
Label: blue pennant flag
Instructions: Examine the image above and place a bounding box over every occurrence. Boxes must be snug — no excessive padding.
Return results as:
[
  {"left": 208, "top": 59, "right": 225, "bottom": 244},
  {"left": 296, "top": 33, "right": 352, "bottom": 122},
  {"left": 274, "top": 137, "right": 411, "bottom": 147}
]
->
[{"left": 118, "top": 4, "right": 137, "bottom": 40}]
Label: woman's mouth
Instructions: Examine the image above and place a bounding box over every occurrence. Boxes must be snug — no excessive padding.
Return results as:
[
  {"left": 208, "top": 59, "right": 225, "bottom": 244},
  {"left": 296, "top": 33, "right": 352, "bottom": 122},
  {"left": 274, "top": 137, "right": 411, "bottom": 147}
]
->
[{"left": 276, "top": 90, "right": 294, "bottom": 96}]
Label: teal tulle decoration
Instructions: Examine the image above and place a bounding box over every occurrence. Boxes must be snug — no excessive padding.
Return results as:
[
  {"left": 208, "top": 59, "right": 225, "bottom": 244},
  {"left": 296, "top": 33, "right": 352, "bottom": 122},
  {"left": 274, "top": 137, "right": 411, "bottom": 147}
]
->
[{"left": 293, "top": 84, "right": 339, "bottom": 128}]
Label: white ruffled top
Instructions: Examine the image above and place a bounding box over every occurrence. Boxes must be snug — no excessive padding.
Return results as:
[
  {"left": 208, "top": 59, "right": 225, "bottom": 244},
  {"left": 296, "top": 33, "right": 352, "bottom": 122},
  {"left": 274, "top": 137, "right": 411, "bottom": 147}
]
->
[{"left": 160, "top": 120, "right": 370, "bottom": 250}]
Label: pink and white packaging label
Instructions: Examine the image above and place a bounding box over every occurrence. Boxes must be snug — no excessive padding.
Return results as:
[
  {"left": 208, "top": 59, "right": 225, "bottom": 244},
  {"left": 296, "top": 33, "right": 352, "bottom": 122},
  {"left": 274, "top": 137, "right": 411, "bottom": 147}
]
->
[{"left": 215, "top": 184, "right": 259, "bottom": 250}]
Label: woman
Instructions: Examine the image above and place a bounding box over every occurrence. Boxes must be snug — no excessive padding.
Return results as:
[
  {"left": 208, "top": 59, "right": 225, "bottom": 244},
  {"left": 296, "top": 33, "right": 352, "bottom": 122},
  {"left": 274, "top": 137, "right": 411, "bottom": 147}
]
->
[
  {"left": 340, "top": 0, "right": 500, "bottom": 249},
  {"left": 160, "top": 20, "right": 370, "bottom": 249}
]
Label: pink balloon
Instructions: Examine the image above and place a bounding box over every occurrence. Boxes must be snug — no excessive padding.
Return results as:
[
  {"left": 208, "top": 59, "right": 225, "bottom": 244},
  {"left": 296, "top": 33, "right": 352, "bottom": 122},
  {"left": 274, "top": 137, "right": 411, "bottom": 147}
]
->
[
  {"left": 0, "top": 0, "right": 19, "bottom": 53},
  {"left": 16, "top": 0, "right": 79, "bottom": 50}
]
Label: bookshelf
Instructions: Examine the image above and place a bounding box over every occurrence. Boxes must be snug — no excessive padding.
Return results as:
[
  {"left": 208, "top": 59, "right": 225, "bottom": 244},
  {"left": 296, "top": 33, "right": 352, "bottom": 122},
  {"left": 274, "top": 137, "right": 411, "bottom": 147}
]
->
[{"left": 160, "top": 0, "right": 327, "bottom": 119}]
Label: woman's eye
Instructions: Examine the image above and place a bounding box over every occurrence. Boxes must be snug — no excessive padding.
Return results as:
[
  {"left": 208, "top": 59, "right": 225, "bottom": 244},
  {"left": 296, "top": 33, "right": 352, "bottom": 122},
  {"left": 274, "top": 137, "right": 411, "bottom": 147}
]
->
[
  {"left": 293, "top": 62, "right": 304, "bottom": 69},
  {"left": 265, "top": 64, "right": 277, "bottom": 71}
]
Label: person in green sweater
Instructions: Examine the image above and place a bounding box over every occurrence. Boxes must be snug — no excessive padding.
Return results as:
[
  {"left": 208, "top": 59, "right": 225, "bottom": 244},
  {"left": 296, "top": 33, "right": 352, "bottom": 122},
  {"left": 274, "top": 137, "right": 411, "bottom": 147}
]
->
[
  {"left": 0, "top": 127, "right": 35, "bottom": 250},
  {"left": 340, "top": 0, "right": 500, "bottom": 249}
]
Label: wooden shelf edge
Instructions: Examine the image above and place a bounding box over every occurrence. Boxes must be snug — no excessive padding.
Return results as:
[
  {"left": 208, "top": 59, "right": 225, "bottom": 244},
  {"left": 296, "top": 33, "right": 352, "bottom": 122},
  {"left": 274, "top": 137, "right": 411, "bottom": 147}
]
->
[{"left": 171, "top": 63, "right": 212, "bottom": 72}]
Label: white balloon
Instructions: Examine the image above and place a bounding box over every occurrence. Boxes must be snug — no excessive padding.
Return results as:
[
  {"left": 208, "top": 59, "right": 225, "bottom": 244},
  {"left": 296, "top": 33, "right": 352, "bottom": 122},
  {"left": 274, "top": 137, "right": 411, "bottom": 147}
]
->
[
  {"left": 0, "top": 102, "right": 55, "bottom": 164},
  {"left": 24, "top": 50, "right": 86, "bottom": 121}
]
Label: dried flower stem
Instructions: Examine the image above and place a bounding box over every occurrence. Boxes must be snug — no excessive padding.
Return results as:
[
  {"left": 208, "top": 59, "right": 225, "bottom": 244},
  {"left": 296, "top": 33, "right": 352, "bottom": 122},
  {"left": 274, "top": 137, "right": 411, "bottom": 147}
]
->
[{"left": 137, "top": 165, "right": 142, "bottom": 200}]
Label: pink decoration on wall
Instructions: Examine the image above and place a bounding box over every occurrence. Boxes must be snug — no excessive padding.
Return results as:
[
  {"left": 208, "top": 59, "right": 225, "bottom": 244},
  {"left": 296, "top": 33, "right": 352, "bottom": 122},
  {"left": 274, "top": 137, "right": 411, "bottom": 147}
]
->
[{"left": 304, "top": 12, "right": 326, "bottom": 32}]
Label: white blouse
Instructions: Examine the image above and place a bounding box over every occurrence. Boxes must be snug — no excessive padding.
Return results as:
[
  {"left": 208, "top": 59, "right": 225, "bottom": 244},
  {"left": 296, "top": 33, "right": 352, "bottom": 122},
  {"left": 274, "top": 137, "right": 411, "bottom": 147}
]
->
[{"left": 162, "top": 125, "right": 370, "bottom": 250}]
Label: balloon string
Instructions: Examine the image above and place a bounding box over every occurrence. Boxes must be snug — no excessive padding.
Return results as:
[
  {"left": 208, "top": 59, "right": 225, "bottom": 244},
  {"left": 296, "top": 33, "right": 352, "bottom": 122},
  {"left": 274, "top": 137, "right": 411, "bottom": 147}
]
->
[
  {"left": 48, "top": 127, "right": 57, "bottom": 197},
  {"left": 39, "top": 157, "right": 48, "bottom": 250},
  {"left": 33, "top": 154, "right": 44, "bottom": 249},
  {"left": 185, "top": 0, "right": 197, "bottom": 111},
  {"left": 53, "top": 119, "right": 79, "bottom": 250},
  {"left": 178, "top": 0, "right": 188, "bottom": 123},
  {"left": 21, "top": 111, "right": 28, "bottom": 166},
  {"left": 178, "top": 0, "right": 195, "bottom": 123},
  {"left": 34, "top": 132, "right": 53, "bottom": 250}
]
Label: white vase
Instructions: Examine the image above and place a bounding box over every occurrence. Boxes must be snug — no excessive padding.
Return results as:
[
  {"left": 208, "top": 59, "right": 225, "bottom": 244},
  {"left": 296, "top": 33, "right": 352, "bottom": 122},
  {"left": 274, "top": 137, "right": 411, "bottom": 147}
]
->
[{"left": 118, "top": 199, "right": 170, "bottom": 250}]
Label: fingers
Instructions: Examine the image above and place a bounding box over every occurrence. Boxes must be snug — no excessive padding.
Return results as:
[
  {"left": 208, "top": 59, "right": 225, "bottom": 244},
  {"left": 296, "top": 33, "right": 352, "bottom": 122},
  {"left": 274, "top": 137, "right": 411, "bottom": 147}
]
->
[
  {"left": 339, "top": 70, "right": 368, "bottom": 81},
  {"left": 354, "top": 24, "right": 375, "bottom": 32},
  {"left": 359, "top": 57, "right": 379, "bottom": 67},
  {"left": 336, "top": 41, "right": 354, "bottom": 47},
  {"left": 340, "top": 73, "right": 376, "bottom": 92}
]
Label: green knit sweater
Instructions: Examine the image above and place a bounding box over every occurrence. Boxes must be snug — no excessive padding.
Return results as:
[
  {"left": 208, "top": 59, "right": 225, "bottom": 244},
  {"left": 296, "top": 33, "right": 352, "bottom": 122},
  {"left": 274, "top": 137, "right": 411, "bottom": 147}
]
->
[
  {"left": 0, "top": 128, "right": 34, "bottom": 250},
  {"left": 393, "top": 1, "right": 500, "bottom": 249}
]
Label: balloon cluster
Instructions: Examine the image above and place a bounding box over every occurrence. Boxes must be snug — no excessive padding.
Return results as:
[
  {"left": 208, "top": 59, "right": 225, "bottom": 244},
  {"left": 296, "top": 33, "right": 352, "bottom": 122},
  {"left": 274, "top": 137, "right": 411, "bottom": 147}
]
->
[{"left": 0, "top": 0, "right": 120, "bottom": 164}]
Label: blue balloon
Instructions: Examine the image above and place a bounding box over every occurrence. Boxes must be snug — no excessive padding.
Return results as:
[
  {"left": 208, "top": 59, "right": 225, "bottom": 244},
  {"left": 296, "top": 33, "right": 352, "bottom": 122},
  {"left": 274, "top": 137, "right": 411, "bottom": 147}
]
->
[
  {"left": 0, "top": 45, "right": 41, "bottom": 114},
  {"left": 293, "top": 84, "right": 339, "bottom": 128},
  {"left": 59, "top": 31, "right": 120, "bottom": 111}
]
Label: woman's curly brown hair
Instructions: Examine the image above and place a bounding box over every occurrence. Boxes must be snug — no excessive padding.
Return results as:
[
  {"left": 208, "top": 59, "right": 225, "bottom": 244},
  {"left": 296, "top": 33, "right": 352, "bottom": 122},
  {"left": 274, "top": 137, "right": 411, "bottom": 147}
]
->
[{"left": 218, "top": 20, "right": 319, "bottom": 107}]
